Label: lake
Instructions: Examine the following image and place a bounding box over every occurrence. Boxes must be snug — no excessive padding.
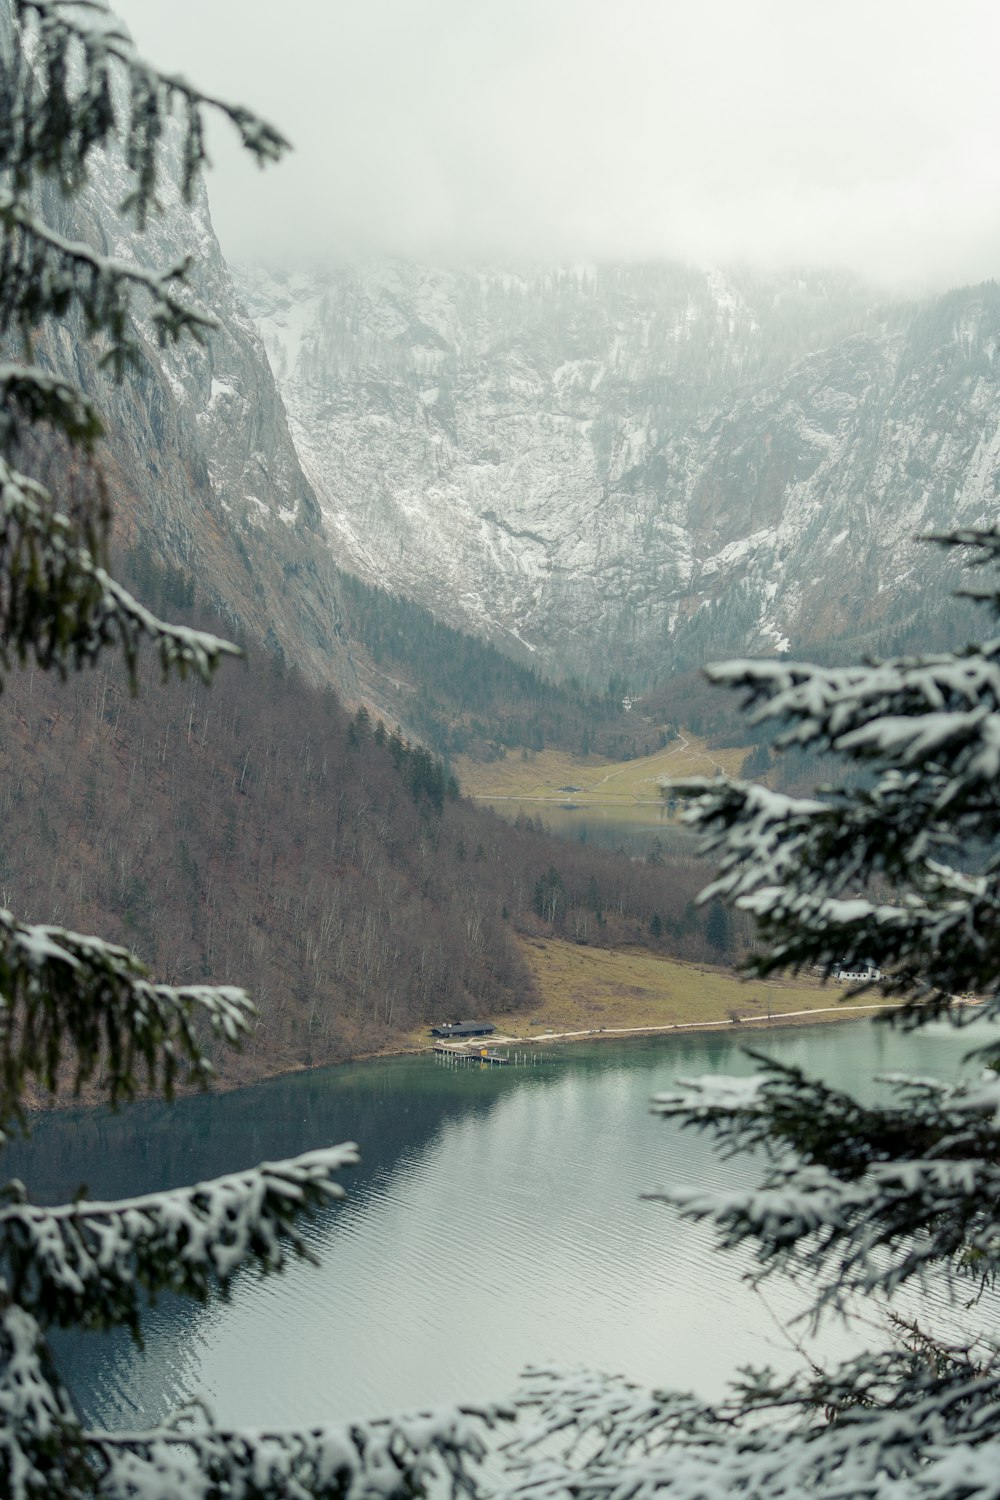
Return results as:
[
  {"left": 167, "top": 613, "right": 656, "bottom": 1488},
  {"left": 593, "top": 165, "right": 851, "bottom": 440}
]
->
[
  {"left": 485, "top": 799, "right": 691, "bottom": 856},
  {"left": 5, "top": 1017, "right": 991, "bottom": 1430}
]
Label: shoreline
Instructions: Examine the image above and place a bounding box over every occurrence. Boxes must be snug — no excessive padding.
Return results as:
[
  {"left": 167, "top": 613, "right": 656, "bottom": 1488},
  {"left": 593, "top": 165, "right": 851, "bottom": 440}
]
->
[
  {"left": 424, "top": 1001, "right": 900, "bottom": 1058},
  {"left": 20, "top": 992, "right": 910, "bottom": 1116}
]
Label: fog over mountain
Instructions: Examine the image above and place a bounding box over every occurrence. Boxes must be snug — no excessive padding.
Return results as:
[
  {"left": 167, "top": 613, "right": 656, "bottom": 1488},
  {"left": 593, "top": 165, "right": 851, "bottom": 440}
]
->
[
  {"left": 12, "top": 3, "right": 997, "bottom": 700},
  {"left": 113, "top": 0, "right": 1000, "bottom": 293}
]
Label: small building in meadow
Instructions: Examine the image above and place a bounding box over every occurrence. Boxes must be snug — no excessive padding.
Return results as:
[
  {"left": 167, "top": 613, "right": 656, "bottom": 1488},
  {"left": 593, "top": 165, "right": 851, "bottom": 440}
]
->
[
  {"left": 834, "top": 961, "right": 882, "bottom": 983},
  {"left": 429, "top": 1021, "right": 496, "bottom": 1039}
]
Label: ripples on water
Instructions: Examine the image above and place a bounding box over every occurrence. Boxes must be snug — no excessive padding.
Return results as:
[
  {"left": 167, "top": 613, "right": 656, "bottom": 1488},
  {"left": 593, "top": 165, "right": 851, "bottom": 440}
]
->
[{"left": 7, "top": 1017, "right": 996, "bottom": 1429}]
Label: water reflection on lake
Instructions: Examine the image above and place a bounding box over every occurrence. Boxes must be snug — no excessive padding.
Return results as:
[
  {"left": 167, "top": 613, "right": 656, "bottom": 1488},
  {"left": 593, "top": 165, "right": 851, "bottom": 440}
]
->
[
  {"left": 486, "top": 799, "right": 692, "bottom": 857},
  {"left": 7, "top": 1019, "right": 994, "bottom": 1430}
]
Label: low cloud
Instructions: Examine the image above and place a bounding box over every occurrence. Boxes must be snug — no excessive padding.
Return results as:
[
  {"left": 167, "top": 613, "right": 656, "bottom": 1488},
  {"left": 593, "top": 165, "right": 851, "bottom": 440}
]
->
[{"left": 114, "top": 0, "right": 1000, "bottom": 291}]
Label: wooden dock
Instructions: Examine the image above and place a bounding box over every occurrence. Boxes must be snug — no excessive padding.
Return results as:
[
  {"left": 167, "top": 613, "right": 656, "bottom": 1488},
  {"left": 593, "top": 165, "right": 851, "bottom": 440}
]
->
[
  {"left": 431, "top": 1038, "right": 556, "bottom": 1067},
  {"left": 433, "top": 1044, "right": 509, "bottom": 1064}
]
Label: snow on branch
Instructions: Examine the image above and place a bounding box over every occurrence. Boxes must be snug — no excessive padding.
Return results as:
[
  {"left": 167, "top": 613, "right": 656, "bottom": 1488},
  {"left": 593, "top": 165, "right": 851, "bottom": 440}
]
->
[
  {"left": 667, "top": 777, "right": 832, "bottom": 895},
  {"left": 648, "top": 1060, "right": 1000, "bottom": 1311},
  {"left": 836, "top": 708, "right": 1000, "bottom": 794},
  {"left": 702, "top": 648, "right": 1000, "bottom": 753},
  {"left": 0, "top": 455, "right": 241, "bottom": 687},
  {"left": 0, "top": 365, "right": 101, "bottom": 451},
  {"left": 0, "top": 1298, "right": 509, "bottom": 1500},
  {"left": 497, "top": 1361, "right": 1000, "bottom": 1500},
  {"left": 652, "top": 1157, "right": 1000, "bottom": 1310},
  {"left": 86, "top": 1403, "right": 509, "bottom": 1500},
  {"left": 0, "top": 193, "right": 216, "bottom": 374},
  {"left": 925, "top": 527, "right": 1000, "bottom": 615},
  {"left": 0, "top": 1301, "right": 84, "bottom": 1500},
  {"left": 668, "top": 770, "right": 1000, "bottom": 1000},
  {"left": 724, "top": 860, "right": 1000, "bottom": 1003},
  {"left": 0, "top": 1143, "right": 360, "bottom": 1334},
  {"left": 0, "top": 905, "right": 255, "bottom": 1129},
  {"left": 7, "top": 0, "right": 289, "bottom": 222}
]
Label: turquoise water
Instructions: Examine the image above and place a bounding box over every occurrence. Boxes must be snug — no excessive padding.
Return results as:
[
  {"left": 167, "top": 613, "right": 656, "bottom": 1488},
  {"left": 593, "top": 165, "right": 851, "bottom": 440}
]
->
[{"left": 6, "top": 1017, "right": 991, "bottom": 1429}]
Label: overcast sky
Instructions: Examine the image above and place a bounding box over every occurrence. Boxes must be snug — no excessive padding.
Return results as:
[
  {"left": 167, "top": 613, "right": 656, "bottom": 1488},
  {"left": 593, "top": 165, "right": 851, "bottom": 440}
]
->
[{"left": 113, "top": 0, "right": 1000, "bottom": 292}]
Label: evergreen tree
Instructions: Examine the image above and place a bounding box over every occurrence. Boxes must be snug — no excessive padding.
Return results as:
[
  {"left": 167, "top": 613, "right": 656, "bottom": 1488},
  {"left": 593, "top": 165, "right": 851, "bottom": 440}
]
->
[
  {"left": 0, "top": 4, "right": 500, "bottom": 1495},
  {"left": 493, "top": 528, "right": 1000, "bottom": 1500},
  {"left": 704, "top": 897, "right": 730, "bottom": 952}
]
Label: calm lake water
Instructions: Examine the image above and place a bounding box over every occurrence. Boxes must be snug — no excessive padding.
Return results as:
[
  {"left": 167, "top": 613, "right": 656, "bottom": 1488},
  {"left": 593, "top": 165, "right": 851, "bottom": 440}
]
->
[
  {"left": 6, "top": 1018, "right": 992, "bottom": 1430},
  {"left": 487, "top": 801, "right": 690, "bottom": 857}
]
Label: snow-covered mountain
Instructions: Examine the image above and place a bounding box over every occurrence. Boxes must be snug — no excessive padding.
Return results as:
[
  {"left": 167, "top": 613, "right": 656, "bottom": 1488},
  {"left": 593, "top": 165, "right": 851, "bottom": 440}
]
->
[
  {"left": 30, "top": 54, "right": 1000, "bottom": 701},
  {"left": 235, "top": 260, "right": 997, "bottom": 682}
]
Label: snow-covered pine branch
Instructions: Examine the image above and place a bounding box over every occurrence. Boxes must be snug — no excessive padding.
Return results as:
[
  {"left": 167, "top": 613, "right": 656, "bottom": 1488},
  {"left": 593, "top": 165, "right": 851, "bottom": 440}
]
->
[
  {"left": 698, "top": 645, "right": 1000, "bottom": 755},
  {"left": 0, "top": 455, "right": 241, "bottom": 686},
  {"left": 0, "top": 1291, "right": 508, "bottom": 1500},
  {"left": 0, "top": 365, "right": 101, "bottom": 450},
  {"left": 0, "top": 192, "right": 216, "bottom": 375},
  {"left": 647, "top": 1059, "right": 1000, "bottom": 1309},
  {"left": 0, "top": 1144, "right": 360, "bottom": 1334},
  {"left": 0, "top": 906, "right": 255, "bottom": 1128},
  {"left": 498, "top": 1361, "right": 1000, "bottom": 1500},
  {"left": 0, "top": 1301, "right": 84, "bottom": 1500},
  {"left": 666, "top": 774, "right": 1000, "bottom": 1007},
  {"left": 85, "top": 1403, "right": 508, "bottom": 1500},
  {"left": 926, "top": 526, "right": 1000, "bottom": 614},
  {"left": 5, "top": 0, "right": 289, "bottom": 221}
]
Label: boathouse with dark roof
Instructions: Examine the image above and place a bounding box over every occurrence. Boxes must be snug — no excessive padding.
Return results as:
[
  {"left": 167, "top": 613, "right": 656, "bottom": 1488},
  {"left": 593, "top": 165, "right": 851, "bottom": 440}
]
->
[{"left": 429, "top": 1021, "right": 496, "bottom": 1038}]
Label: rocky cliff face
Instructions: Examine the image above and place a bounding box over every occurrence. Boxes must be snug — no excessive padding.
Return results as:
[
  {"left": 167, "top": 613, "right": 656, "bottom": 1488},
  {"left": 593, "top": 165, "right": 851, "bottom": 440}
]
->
[
  {"left": 6, "top": 9, "right": 358, "bottom": 696},
  {"left": 236, "top": 259, "right": 997, "bottom": 682}
]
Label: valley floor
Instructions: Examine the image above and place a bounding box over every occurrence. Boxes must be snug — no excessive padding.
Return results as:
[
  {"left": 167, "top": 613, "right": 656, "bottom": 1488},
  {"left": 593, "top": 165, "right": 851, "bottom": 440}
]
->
[{"left": 454, "top": 733, "right": 747, "bottom": 818}]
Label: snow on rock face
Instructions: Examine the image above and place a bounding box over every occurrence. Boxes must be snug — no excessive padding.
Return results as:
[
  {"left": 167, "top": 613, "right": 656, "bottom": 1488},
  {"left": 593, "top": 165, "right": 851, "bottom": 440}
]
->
[
  {"left": 23, "top": 111, "right": 358, "bottom": 696},
  {"left": 236, "top": 261, "right": 1000, "bottom": 679}
]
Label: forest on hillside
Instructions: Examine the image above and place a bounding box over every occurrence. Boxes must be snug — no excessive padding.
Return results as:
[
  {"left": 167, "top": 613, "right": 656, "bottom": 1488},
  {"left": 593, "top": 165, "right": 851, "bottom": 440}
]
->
[
  {"left": 335, "top": 566, "right": 659, "bottom": 760},
  {"left": 0, "top": 624, "right": 729, "bottom": 1082}
]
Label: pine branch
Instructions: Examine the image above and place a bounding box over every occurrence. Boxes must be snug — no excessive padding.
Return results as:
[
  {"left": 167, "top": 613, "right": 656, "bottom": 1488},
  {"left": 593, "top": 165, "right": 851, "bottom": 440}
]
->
[
  {"left": 0, "top": 907, "right": 255, "bottom": 1128},
  {"left": 6, "top": 0, "right": 290, "bottom": 220},
  {"left": 500, "top": 1363, "right": 1000, "bottom": 1500},
  {"left": 85, "top": 1404, "right": 508, "bottom": 1500},
  {"left": 926, "top": 527, "right": 1000, "bottom": 615},
  {"left": 0, "top": 1143, "right": 360, "bottom": 1334},
  {"left": 647, "top": 1061, "right": 1000, "bottom": 1310},
  {"left": 0, "top": 1287, "right": 504, "bottom": 1500},
  {"left": 668, "top": 770, "right": 1000, "bottom": 1002},
  {"left": 0, "top": 455, "right": 241, "bottom": 688},
  {"left": 0, "top": 1300, "right": 88, "bottom": 1500},
  {"left": 0, "top": 192, "right": 216, "bottom": 374},
  {"left": 0, "top": 364, "right": 102, "bottom": 450},
  {"left": 0, "top": 1301, "right": 508, "bottom": 1500}
]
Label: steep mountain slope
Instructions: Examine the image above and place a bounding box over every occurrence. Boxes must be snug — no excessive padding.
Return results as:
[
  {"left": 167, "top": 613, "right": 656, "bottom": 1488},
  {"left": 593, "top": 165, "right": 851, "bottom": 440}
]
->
[
  {"left": 237, "top": 261, "right": 995, "bottom": 681},
  {"left": 3, "top": 5, "right": 358, "bottom": 697}
]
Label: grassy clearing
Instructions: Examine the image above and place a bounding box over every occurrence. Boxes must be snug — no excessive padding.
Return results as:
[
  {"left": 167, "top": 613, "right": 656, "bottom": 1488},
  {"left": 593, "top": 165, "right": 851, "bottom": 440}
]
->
[
  {"left": 454, "top": 734, "right": 747, "bottom": 809},
  {"left": 507, "top": 936, "right": 880, "bottom": 1035}
]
